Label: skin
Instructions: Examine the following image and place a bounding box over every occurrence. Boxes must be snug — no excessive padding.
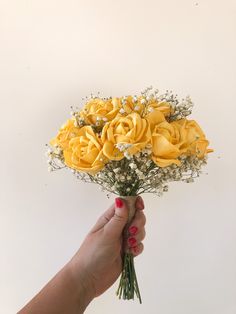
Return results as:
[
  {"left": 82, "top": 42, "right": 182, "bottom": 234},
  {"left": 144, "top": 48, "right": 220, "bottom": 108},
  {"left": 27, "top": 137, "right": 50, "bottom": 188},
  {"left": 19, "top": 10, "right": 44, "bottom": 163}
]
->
[{"left": 18, "top": 196, "right": 146, "bottom": 314}]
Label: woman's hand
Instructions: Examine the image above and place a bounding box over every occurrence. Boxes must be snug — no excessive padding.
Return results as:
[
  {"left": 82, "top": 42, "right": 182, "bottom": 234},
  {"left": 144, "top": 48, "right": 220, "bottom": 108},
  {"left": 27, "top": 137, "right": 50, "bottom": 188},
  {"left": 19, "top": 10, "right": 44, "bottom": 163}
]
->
[
  {"left": 69, "top": 196, "right": 146, "bottom": 299},
  {"left": 18, "top": 196, "right": 146, "bottom": 314}
]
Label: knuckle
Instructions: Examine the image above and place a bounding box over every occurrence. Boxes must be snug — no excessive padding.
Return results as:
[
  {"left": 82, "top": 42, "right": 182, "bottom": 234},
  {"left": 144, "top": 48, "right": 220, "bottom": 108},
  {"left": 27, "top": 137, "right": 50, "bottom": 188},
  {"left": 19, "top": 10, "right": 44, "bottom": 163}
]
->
[{"left": 113, "top": 213, "right": 123, "bottom": 222}]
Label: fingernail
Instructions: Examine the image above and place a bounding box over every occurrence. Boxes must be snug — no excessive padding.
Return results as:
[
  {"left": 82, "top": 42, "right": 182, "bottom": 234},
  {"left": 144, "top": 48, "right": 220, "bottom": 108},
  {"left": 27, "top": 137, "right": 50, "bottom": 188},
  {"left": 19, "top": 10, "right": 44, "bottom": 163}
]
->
[
  {"left": 128, "top": 237, "right": 137, "bottom": 247},
  {"left": 129, "top": 226, "right": 138, "bottom": 235},
  {"left": 115, "top": 198, "right": 123, "bottom": 208},
  {"left": 132, "top": 246, "right": 139, "bottom": 254},
  {"left": 136, "top": 196, "right": 144, "bottom": 210}
]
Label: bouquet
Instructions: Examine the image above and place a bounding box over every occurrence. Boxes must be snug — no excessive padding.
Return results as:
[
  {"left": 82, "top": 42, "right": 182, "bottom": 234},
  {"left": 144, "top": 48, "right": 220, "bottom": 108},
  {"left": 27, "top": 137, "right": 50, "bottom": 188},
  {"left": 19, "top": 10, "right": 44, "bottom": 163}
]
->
[{"left": 46, "top": 86, "right": 213, "bottom": 303}]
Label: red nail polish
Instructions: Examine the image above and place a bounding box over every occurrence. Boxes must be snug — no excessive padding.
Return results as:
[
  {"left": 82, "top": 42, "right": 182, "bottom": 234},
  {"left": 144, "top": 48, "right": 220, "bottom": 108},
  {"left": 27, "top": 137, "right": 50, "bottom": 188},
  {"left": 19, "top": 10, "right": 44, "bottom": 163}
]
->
[
  {"left": 115, "top": 198, "right": 123, "bottom": 208},
  {"left": 128, "top": 237, "right": 136, "bottom": 247},
  {"left": 133, "top": 246, "right": 139, "bottom": 254},
  {"left": 129, "top": 226, "right": 138, "bottom": 235}
]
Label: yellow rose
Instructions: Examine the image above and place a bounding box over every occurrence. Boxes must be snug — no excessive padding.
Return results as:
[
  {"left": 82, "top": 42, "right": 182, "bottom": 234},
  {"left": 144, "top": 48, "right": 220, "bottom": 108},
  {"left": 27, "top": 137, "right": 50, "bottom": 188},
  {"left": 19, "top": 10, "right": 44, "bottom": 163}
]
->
[
  {"left": 50, "top": 119, "right": 80, "bottom": 150},
  {"left": 146, "top": 99, "right": 172, "bottom": 117},
  {"left": 151, "top": 121, "right": 182, "bottom": 167},
  {"left": 171, "top": 119, "right": 213, "bottom": 158},
  {"left": 63, "top": 126, "right": 106, "bottom": 174},
  {"left": 117, "top": 96, "right": 171, "bottom": 118},
  {"left": 145, "top": 108, "right": 167, "bottom": 130},
  {"left": 80, "top": 98, "right": 120, "bottom": 125},
  {"left": 119, "top": 95, "right": 145, "bottom": 115},
  {"left": 101, "top": 112, "right": 151, "bottom": 160},
  {"left": 150, "top": 118, "right": 213, "bottom": 167}
]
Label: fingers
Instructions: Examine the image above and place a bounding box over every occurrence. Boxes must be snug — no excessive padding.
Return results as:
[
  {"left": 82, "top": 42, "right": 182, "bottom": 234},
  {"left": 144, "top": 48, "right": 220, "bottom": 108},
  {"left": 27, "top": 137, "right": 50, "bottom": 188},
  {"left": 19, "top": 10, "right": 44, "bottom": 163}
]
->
[
  {"left": 90, "top": 203, "right": 115, "bottom": 233},
  {"left": 129, "top": 209, "right": 146, "bottom": 234},
  {"left": 91, "top": 196, "right": 144, "bottom": 234},
  {"left": 103, "top": 198, "right": 129, "bottom": 239},
  {"left": 131, "top": 243, "right": 144, "bottom": 257},
  {"left": 91, "top": 196, "right": 145, "bottom": 246},
  {"left": 126, "top": 230, "right": 145, "bottom": 257},
  {"left": 125, "top": 198, "right": 146, "bottom": 256},
  {"left": 135, "top": 196, "right": 145, "bottom": 211},
  {"left": 125, "top": 228, "right": 146, "bottom": 250},
  {"left": 133, "top": 229, "right": 146, "bottom": 243}
]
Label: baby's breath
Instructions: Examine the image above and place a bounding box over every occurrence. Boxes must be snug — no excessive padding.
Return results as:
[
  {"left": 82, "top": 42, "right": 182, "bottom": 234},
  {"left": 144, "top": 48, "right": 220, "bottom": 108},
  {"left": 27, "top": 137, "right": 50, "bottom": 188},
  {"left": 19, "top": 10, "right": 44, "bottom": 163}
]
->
[
  {"left": 46, "top": 138, "right": 208, "bottom": 197},
  {"left": 46, "top": 87, "right": 210, "bottom": 196},
  {"left": 47, "top": 87, "right": 212, "bottom": 305}
]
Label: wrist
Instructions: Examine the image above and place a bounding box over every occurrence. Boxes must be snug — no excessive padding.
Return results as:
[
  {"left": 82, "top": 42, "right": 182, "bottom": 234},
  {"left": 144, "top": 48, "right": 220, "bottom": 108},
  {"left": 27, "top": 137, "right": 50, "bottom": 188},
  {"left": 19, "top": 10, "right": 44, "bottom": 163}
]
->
[{"left": 67, "top": 256, "right": 95, "bottom": 309}]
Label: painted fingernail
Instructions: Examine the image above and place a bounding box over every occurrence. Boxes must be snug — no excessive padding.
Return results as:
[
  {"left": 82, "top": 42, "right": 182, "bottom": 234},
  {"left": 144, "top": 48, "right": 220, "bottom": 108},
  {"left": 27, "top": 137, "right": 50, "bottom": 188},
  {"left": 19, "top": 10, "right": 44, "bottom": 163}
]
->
[
  {"left": 115, "top": 198, "right": 123, "bottom": 208},
  {"left": 128, "top": 237, "right": 137, "bottom": 247},
  {"left": 129, "top": 226, "right": 138, "bottom": 235},
  {"left": 132, "top": 246, "right": 139, "bottom": 254}
]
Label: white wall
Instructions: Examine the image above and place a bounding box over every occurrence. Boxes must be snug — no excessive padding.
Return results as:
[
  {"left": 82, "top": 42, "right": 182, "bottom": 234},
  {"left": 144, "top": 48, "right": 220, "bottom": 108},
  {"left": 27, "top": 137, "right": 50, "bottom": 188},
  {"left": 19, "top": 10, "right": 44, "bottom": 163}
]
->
[{"left": 1, "top": 0, "right": 236, "bottom": 313}]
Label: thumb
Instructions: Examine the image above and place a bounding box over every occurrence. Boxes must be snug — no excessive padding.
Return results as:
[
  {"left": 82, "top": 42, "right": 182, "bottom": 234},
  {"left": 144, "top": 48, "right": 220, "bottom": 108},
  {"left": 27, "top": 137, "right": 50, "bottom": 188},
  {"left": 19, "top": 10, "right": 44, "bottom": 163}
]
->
[{"left": 104, "top": 198, "right": 129, "bottom": 239}]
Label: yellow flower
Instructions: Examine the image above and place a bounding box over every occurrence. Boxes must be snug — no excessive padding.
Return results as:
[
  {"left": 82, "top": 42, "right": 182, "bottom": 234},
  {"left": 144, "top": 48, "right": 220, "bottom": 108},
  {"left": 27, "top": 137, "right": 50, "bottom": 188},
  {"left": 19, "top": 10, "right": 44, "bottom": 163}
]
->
[
  {"left": 146, "top": 99, "right": 172, "bottom": 117},
  {"left": 171, "top": 119, "right": 214, "bottom": 158},
  {"left": 145, "top": 108, "right": 167, "bottom": 130},
  {"left": 117, "top": 96, "right": 172, "bottom": 118},
  {"left": 80, "top": 98, "right": 120, "bottom": 125},
  {"left": 119, "top": 96, "right": 145, "bottom": 115},
  {"left": 101, "top": 112, "right": 151, "bottom": 160},
  {"left": 50, "top": 119, "right": 80, "bottom": 150},
  {"left": 63, "top": 126, "right": 105, "bottom": 174},
  {"left": 151, "top": 121, "right": 182, "bottom": 167},
  {"left": 150, "top": 117, "right": 213, "bottom": 167}
]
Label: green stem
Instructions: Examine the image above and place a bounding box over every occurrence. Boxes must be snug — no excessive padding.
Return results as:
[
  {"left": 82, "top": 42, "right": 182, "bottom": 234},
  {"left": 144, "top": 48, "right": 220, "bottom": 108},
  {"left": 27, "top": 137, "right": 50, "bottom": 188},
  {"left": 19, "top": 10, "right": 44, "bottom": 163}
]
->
[{"left": 116, "top": 252, "right": 142, "bottom": 304}]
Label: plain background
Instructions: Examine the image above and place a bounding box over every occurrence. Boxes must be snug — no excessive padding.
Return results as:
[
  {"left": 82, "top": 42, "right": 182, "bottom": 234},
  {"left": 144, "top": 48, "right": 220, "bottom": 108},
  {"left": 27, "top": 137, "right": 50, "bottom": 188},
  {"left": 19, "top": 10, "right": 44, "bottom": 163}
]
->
[{"left": 0, "top": 0, "right": 236, "bottom": 313}]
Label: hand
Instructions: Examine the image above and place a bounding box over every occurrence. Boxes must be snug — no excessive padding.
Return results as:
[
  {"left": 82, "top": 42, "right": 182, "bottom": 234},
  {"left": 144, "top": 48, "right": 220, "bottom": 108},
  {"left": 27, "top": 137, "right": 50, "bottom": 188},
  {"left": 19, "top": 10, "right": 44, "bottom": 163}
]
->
[
  {"left": 69, "top": 196, "right": 146, "bottom": 299},
  {"left": 18, "top": 196, "right": 146, "bottom": 314}
]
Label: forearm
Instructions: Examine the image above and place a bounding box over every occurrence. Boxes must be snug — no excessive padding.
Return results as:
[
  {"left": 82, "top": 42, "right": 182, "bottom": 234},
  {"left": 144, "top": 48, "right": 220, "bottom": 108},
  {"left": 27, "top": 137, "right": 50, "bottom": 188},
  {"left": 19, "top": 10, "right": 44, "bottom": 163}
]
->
[{"left": 18, "top": 261, "right": 94, "bottom": 314}]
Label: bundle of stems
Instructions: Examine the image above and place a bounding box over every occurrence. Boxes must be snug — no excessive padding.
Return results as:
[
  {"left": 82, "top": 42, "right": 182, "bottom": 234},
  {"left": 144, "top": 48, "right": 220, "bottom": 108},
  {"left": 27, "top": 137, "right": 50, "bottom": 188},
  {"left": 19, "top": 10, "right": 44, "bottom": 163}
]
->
[{"left": 116, "top": 196, "right": 142, "bottom": 303}]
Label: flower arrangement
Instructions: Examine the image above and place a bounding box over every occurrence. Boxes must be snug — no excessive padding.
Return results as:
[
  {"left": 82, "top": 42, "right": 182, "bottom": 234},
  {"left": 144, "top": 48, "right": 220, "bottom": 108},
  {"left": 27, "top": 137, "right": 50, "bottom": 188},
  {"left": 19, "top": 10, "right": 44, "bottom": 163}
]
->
[{"left": 46, "top": 86, "right": 213, "bottom": 303}]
